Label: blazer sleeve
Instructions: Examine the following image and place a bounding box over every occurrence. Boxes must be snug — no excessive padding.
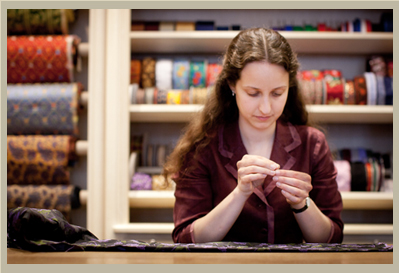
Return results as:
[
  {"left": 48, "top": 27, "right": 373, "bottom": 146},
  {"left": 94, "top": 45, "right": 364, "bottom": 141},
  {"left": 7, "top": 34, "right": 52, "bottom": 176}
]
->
[
  {"left": 172, "top": 150, "right": 214, "bottom": 243},
  {"left": 309, "top": 128, "right": 344, "bottom": 243}
]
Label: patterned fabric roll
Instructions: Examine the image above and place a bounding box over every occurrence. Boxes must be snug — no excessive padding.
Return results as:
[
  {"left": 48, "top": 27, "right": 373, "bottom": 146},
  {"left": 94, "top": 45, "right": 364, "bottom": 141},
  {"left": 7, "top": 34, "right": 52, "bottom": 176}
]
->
[
  {"left": 7, "top": 135, "right": 77, "bottom": 185},
  {"left": 130, "top": 59, "right": 141, "bottom": 85},
  {"left": 136, "top": 88, "right": 145, "bottom": 104},
  {"left": 7, "top": 184, "right": 81, "bottom": 221},
  {"left": 180, "top": 90, "right": 190, "bottom": 104},
  {"left": 156, "top": 88, "right": 167, "bottom": 104},
  {"left": 324, "top": 70, "right": 344, "bottom": 105},
  {"left": 190, "top": 60, "right": 207, "bottom": 88},
  {"left": 7, "top": 9, "right": 76, "bottom": 35},
  {"left": 167, "top": 90, "right": 182, "bottom": 104},
  {"left": 192, "top": 87, "right": 208, "bottom": 104},
  {"left": 354, "top": 76, "right": 367, "bottom": 105},
  {"left": 130, "top": 173, "right": 152, "bottom": 190},
  {"left": 172, "top": 59, "right": 190, "bottom": 90},
  {"left": 7, "top": 35, "right": 81, "bottom": 84},
  {"left": 7, "top": 83, "right": 81, "bottom": 136},
  {"left": 344, "top": 80, "right": 356, "bottom": 105},
  {"left": 141, "top": 57, "right": 156, "bottom": 88},
  {"left": 206, "top": 63, "right": 222, "bottom": 87}
]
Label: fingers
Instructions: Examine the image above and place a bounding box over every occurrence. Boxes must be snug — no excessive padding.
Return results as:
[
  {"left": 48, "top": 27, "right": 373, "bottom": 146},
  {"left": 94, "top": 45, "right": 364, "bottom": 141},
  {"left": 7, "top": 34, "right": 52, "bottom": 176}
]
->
[
  {"left": 237, "top": 154, "right": 280, "bottom": 172},
  {"left": 274, "top": 169, "right": 312, "bottom": 205}
]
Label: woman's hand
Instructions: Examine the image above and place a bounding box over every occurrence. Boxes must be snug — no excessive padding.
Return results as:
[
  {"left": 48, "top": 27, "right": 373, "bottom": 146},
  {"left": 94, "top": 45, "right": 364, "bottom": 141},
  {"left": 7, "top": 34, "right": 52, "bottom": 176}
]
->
[
  {"left": 273, "top": 169, "right": 313, "bottom": 209},
  {"left": 236, "top": 154, "right": 280, "bottom": 197}
]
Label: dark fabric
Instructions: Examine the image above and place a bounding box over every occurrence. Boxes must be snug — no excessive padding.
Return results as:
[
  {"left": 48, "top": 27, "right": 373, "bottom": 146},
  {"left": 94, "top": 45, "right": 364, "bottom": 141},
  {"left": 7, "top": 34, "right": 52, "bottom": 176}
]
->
[
  {"left": 7, "top": 207, "right": 392, "bottom": 253},
  {"left": 173, "top": 119, "right": 343, "bottom": 244}
]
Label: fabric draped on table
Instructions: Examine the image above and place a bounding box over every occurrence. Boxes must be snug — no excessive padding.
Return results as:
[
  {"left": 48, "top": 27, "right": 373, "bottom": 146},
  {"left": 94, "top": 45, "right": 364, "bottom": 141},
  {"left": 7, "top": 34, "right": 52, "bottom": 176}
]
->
[
  {"left": 7, "top": 82, "right": 82, "bottom": 136},
  {"left": 7, "top": 135, "right": 78, "bottom": 185},
  {"left": 7, "top": 185, "right": 81, "bottom": 221},
  {"left": 7, "top": 9, "right": 76, "bottom": 36},
  {"left": 7, "top": 207, "right": 393, "bottom": 253},
  {"left": 7, "top": 35, "right": 81, "bottom": 84}
]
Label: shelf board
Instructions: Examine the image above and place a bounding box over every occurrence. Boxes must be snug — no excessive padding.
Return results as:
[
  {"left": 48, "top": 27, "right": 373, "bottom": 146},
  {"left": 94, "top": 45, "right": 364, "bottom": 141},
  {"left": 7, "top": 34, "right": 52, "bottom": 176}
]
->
[
  {"left": 130, "top": 104, "right": 393, "bottom": 124},
  {"left": 112, "top": 222, "right": 392, "bottom": 235},
  {"left": 130, "top": 31, "right": 393, "bottom": 54},
  {"left": 124, "top": 190, "right": 393, "bottom": 210}
]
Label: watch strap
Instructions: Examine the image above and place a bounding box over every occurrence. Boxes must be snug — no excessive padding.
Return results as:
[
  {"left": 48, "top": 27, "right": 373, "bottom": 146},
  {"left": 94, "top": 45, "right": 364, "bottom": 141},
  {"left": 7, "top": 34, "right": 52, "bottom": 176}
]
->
[{"left": 292, "top": 197, "right": 310, "bottom": 213}]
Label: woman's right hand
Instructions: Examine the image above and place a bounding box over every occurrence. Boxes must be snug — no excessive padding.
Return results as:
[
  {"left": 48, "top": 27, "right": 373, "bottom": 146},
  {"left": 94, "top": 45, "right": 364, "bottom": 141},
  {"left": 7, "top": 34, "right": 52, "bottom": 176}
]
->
[{"left": 236, "top": 154, "right": 280, "bottom": 197}]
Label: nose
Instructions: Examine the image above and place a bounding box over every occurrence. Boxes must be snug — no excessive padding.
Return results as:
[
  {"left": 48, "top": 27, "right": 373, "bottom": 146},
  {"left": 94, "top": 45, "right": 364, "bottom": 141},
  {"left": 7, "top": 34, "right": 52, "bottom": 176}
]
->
[{"left": 258, "top": 95, "right": 271, "bottom": 114}]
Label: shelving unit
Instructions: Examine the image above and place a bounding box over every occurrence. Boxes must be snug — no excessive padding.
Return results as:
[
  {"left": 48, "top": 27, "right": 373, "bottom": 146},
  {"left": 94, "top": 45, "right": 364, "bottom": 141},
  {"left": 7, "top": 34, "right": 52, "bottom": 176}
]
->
[{"left": 85, "top": 9, "right": 393, "bottom": 243}]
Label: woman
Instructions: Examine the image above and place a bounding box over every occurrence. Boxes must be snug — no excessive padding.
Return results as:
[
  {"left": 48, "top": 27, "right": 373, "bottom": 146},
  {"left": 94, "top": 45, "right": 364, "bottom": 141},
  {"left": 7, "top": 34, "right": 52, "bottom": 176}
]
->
[{"left": 163, "top": 28, "right": 343, "bottom": 244}]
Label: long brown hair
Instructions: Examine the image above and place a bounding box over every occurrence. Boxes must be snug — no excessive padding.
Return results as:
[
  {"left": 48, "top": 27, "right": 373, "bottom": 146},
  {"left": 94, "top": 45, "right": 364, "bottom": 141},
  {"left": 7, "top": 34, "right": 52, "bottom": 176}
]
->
[{"left": 163, "top": 28, "right": 308, "bottom": 180}]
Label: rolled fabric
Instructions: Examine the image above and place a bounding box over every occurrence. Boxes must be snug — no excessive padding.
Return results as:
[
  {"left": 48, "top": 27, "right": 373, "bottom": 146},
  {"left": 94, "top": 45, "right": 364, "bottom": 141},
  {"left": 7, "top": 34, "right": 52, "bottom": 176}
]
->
[
  {"left": 206, "top": 63, "right": 222, "bottom": 87},
  {"left": 7, "top": 184, "right": 81, "bottom": 221},
  {"left": 145, "top": 87, "right": 155, "bottom": 104},
  {"left": 130, "top": 172, "right": 152, "bottom": 190},
  {"left": 136, "top": 88, "right": 145, "bottom": 104},
  {"left": 7, "top": 82, "right": 82, "bottom": 136},
  {"left": 172, "top": 59, "right": 190, "bottom": 90},
  {"left": 141, "top": 57, "right": 156, "bottom": 88},
  {"left": 333, "top": 160, "right": 351, "bottom": 192},
  {"left": 189, "top": 60, "right": 207, "bottom": 88},
  {"left": 344, "top": 80, "right": 356, "bottom": 105},
  {"left": 191, "top": 87, "right": 208, "bottom": 104},
  {"left": 7, "top": 135, "right": 77, "bottom": 185},
  {"left": 156, "top": 88, "right": 167, "bottom": 104},
  {"left": 324, "top": 70, "right": 344, "bottom": 105},
  {"left": 364, "top": 72, "right": 377, "bottom": 105},
  {"left": 353, "top": 76, "right": 367, "bottom": 105},
  {"left": 375, "top": 75, "right": 386, "bottom": 105},
  {"left": 175, "top": 22, "right": 195, "bottom": 31},
  {"left": 7, "top": 35, "right": 81, "bottom": 84},
  {"left": 166, "top": 90, "right": 182, "bottom": 104},
  {"left": 180, "top": 90, "right": 190, "bottom": 104},
  {"left": 7, "top": 9, "right": 76, "bottom": 35},
  {"left": 130, "top": 59, "right": 141, "bottom": 85},
  {"left": 155, "top": 59, "right": 173, "bottom": 91},
  {"left": 350, "top": 162, "right": 367, "bottom": 191},
  {"left": 384, "top": 77, "right": 393, "bottom": 105},
  {"left": 159, "top": 21, "right": 175, "bottom": 31}
]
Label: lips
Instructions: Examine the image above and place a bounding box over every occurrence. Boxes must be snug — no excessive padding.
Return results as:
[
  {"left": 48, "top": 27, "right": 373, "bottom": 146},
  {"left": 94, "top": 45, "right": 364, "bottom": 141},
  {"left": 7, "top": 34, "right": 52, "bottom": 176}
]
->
[{"left": 255, "top": 115, "right": 271, "bottom": 121}]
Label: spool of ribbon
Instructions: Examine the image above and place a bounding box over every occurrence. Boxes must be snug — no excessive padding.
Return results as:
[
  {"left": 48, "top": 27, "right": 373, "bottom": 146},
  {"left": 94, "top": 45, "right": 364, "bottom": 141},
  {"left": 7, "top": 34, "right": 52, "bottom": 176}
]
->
[
  {"left": 190, "top": 60, "right": 207, "bottom": 88},
  {"left": 353, "top": 76, "right": 367, "bottom": 105},
  {"left": 159, "top": 22, "right": 175, "bottom": 31},
  {"left": 384, "top": 77, "right": 393, "bottom": 105},
  {"left": 350, "top": 162, "right": 367, "bottom": 191},
  {"left": 167, "top": 90, "right": 182, "bottom": 104},
  {"left": 7, "top": 83, "right": 82, "bottom": 136},
  {"left": 156, "top": 59, "right": 173, "bottom": 91},
  {"left": 175, "top": 22, "right": 195, "bottom": 31},
  {"left": 7, "top": 9, "right": 76, "bottom": 35},
  {"left": 323, "top": 70, "right": 344, "bottom": 105},
  {"left": 7, "top": 184, "right": 81, "bottom": 221},
  {"left": 7, "top": 135, "right": 77, "bottom": 185},
  {"left": 180, "top": 90, "right": 190, "bottom": 104},
  {"left": 192, "top": 87, "right": 208, "bottom": 104},
  {"left": 141, "top": 57, "right": 156, "bottom": 88},
  {"left": 206, "top": 63, "right": 222, "bottom": 87},
  {"left": 173, "top": 59, "right": 190, "bottom": 90},
  {"left": 344, "top": 80, "right": 356, "bottom": 105},
  {"left": 136, "top": 88, "right": 145, "bottom": 104},
  {"left": 130, "top": 59, "right": 141, "bottom": 85},
  {"left": 333, "top": 160, "right": 351, "bottom": 192},
  {"left": 145, "top": 87, "right": 155, "bottom": 104},
  {"left": 7, "top": 35, "right": 81, "bottom": 84},
  {"left": 364, "top": 72, "right": 377, "bottom": 105}
]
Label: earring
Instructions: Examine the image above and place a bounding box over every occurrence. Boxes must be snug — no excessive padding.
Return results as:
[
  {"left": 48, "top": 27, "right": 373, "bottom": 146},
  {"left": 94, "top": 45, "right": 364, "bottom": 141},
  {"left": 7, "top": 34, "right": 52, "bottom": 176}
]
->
[{"left": 231, "top": 90, "right": 235, "bottom": 96}]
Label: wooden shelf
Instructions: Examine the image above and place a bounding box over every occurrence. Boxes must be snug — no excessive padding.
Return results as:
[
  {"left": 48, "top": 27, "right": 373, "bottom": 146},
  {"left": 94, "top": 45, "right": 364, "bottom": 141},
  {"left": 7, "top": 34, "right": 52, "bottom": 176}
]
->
[
  {"left": 130, "top": 31, "right": 393, "bottom": 54},
  {"left": 130, "top": 104, "right": 393, "bottom": 124},
  {"left": 112, "top": 222, "right": 393, "bottom": 235}
]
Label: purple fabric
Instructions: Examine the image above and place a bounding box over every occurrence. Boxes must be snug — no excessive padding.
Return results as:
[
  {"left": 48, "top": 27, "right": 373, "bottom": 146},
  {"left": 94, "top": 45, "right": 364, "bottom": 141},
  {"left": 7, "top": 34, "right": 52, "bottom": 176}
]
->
[{"left": 130, "top": 172, "right": 152, "bottom": 190}]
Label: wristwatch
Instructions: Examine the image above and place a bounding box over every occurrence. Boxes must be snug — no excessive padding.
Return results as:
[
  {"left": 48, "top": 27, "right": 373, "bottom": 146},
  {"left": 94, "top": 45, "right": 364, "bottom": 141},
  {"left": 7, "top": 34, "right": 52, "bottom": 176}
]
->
[{"left": 291, "top": 197, "right": 310, "bottom": 214}]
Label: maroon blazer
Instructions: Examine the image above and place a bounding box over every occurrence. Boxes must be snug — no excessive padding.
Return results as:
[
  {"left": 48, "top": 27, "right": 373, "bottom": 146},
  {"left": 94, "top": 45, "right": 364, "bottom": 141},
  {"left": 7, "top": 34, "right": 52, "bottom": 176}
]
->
[{"left": 172, "top": 119, "right": 344, "bottom": 244}]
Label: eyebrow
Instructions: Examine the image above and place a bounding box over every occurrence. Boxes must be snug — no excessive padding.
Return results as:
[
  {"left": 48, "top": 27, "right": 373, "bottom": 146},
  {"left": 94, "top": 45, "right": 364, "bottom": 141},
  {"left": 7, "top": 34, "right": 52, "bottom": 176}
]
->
[{"left": 243, "top": 85, "right": 288, "bottom": 91}]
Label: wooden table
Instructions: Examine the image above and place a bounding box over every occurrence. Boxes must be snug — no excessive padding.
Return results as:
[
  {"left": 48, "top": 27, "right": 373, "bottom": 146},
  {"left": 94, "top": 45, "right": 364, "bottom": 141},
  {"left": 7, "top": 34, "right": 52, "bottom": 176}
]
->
[{"left": 7, "top": 248, "right": 393, "bottom": 264}]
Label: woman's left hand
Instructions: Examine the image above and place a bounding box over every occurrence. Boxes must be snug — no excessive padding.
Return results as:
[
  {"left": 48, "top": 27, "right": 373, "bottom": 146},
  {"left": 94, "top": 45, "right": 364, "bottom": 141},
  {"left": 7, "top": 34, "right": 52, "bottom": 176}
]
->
[{"left": 273, "top": 169, "right": 313, "bottom": 209}]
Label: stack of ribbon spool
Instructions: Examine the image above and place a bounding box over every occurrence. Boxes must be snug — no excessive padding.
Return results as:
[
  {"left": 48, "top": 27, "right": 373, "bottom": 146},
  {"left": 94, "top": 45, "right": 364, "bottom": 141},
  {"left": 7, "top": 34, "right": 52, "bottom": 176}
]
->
[
  {"left": 6, "top": 9, "right": 83, "bottom": 221},
  {"left": 129, "top": 57, "right": 223, "bottom": 105},
  {"left": 131, "top": 19, "right": 241, "bottom": 32},
  {"left": 297, "top": 56, "right": 393, "bottom": 105},
  {"left": 333, "top": 149, "right": 392, "bottom": 193}
]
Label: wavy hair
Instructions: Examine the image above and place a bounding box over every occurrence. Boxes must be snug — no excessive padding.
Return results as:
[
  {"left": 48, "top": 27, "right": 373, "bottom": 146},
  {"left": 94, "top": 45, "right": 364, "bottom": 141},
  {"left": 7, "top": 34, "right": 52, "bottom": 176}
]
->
[{"left": 163, "top": 28, "right": 308, "bottom": 180}]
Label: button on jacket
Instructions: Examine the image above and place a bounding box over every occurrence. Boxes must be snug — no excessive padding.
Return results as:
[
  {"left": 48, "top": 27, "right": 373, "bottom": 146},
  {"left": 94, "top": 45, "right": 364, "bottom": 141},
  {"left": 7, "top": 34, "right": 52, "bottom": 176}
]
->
[{"left": 172, "top": 119, "right": 344, "bottom": 244}]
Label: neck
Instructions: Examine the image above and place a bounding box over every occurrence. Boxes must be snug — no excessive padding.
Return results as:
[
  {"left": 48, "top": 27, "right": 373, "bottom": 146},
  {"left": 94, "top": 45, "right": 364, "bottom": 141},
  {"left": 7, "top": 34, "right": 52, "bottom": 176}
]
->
[{"left": 239, "top": 118, "right": 277, "bottom": 149}]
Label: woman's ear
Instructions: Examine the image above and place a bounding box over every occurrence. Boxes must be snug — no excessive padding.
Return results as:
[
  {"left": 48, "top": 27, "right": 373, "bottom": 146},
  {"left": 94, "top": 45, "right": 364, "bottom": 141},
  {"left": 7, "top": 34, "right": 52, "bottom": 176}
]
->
[{"left": 228, "top": 83, "right": 235, "bottom": 93}]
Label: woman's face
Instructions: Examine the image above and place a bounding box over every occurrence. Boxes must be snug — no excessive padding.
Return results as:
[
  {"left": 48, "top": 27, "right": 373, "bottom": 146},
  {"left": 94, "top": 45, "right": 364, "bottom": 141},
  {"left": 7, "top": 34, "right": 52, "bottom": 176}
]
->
[{"left": 230, "top": 61, "right": 289, "bottom": 132}]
